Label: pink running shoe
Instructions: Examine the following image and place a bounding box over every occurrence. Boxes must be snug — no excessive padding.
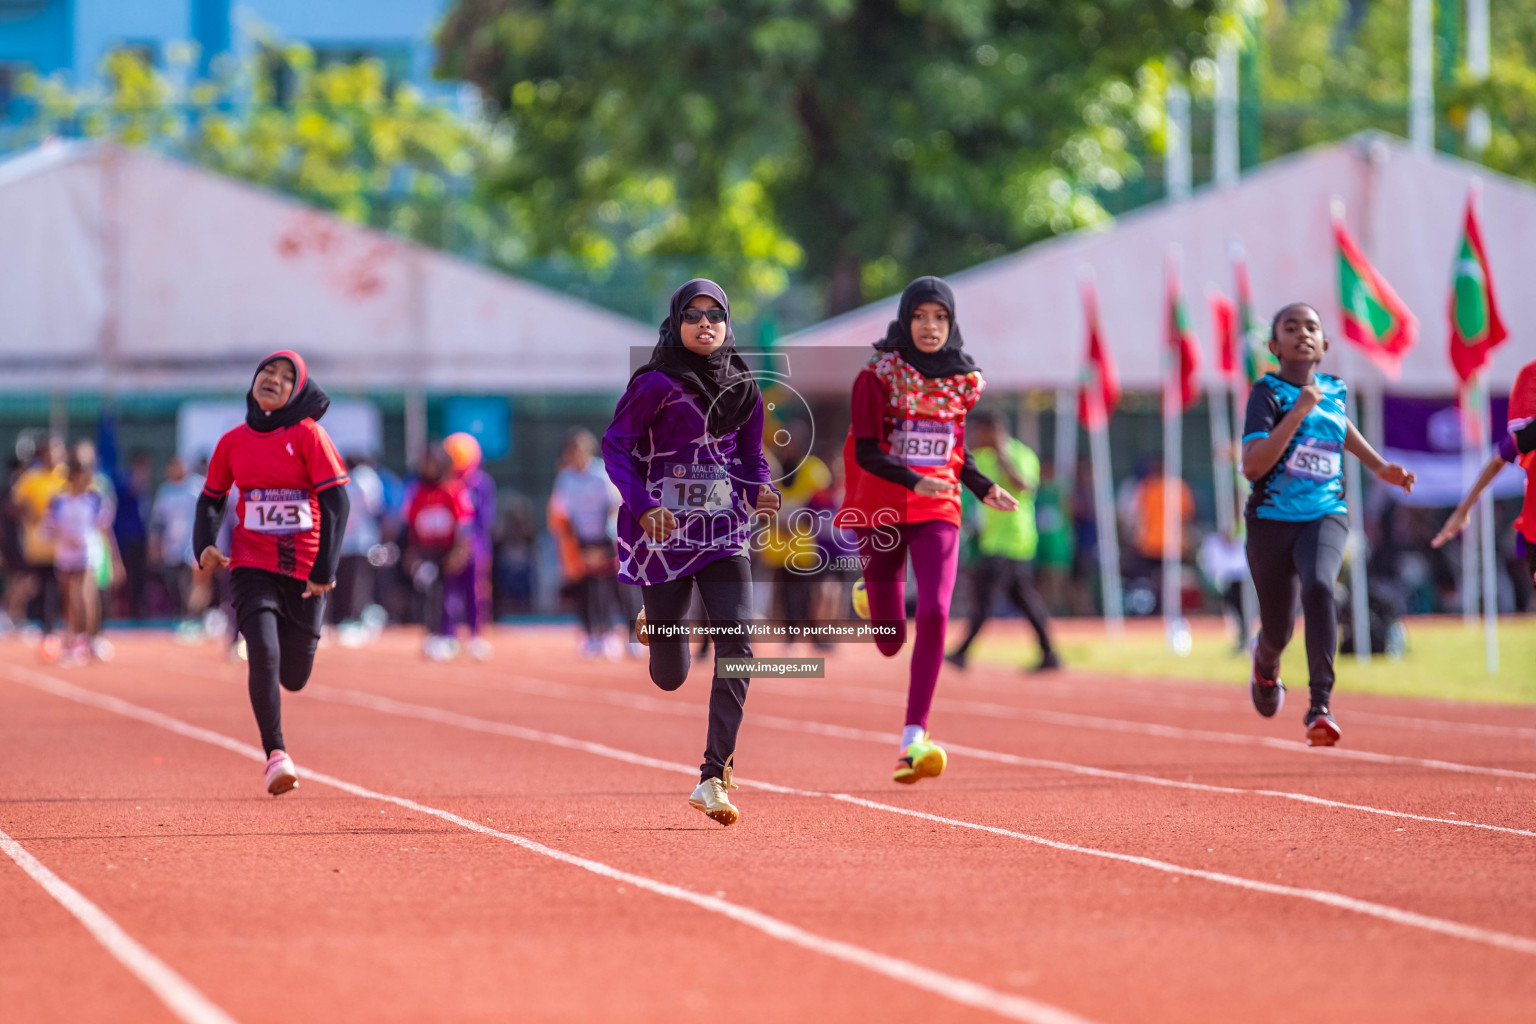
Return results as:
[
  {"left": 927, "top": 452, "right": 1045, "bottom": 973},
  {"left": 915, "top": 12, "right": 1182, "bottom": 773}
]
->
[{"left": 264, "top": 750, "right": 299, "bottom": 796}]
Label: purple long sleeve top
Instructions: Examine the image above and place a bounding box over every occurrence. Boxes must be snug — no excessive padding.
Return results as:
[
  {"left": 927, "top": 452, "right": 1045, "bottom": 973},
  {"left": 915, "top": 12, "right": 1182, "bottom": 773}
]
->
[{"left": 602, "top": 370, "right": 771, "bottom": 585}]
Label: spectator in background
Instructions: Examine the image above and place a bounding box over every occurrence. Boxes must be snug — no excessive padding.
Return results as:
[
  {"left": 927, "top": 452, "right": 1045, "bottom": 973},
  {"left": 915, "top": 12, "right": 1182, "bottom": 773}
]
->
[
  {"left": 149, "top": 455, "right": 205, "bottom": 624},
  {"left": 442, "top": 433, "right": 497, "bottom": 660},
  {"left": 13, "top": 435, "right": 67, "bottom": 641},
  {"left": 113, "top": 450, "right": 152, "bottom": 620},
  {"left": 403, "top": 443, "right": 473, "bottom": 662},
  {"left": 1127, "top": 457, "right": 1194, "bottom": 612},
  {"left": 46, "top": 454, "right": 115, "bottom": 665},
  {"left": 330, "top": 454, "right": 385, "bottom": 630},
  {"left": 549, "top": 428, "right": 625, "bottom": 658},
  {"left": 1070, "top": 456, "right": 1099, "bottom": 616},
  {"left": 494, "top": 494, "right": 537, "bottom": 615},
  {"left": 1033, "top": 459, "right": 1075, "bottom": 614},
  {"left": 945, "top": 410, "right": 1060, "bottom": 672},
  {"left": 2, "top": 455, "right": 32, "bottom": 630},
  {"left": 1198, "top": 527, "right": 1251, "bottom": 651}
]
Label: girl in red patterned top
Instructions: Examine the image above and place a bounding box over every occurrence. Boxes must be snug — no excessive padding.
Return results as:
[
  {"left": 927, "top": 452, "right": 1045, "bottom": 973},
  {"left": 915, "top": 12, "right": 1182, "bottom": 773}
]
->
[
  {"left": 194, "top": 352, "right": 351, "bottom": 795},
  {"left": 836, "top": 277, "right": 1018, "bottom": 784}
]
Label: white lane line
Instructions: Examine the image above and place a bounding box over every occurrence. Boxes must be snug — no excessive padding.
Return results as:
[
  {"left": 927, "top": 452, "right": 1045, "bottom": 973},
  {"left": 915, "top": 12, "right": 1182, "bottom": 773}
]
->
[
  {"left": 0, "top": 826, "right": 241, "bottom": 1024},
  {"left": 743, "top": 679, "right": 1536, "bottom": 782},
  {"left": 447, "top": 672, "right": 1536, "bottom": 838},
  {"left": 1, "top": 666, "right": 1096, "bottom": 1024},
  {"left": 303, "top": 684, "right": 1536, "bottom": 959}
]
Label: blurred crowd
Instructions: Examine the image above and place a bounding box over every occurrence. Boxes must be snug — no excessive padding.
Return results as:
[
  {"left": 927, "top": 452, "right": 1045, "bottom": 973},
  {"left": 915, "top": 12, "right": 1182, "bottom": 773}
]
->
[{"left": 3, "top": 411, "right": 1526, "bottom": 663}]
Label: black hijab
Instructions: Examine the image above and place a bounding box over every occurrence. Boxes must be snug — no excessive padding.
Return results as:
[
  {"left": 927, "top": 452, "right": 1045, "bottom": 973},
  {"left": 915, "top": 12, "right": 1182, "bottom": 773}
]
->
[
  {"left": 874, "top": 276, "right": 979, "bottom": 379},
  {"left": 246, "top": 350, "right": 331, "bottom": 432},
  {"left": 631, "top": 278, "right": 759, "bottom": 436}
]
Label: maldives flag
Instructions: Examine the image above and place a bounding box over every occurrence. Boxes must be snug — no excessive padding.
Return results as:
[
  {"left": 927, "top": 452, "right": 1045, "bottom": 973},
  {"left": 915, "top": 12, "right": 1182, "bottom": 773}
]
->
[
  {"left": 1333, "top": 213, "right": 1417, "bottom": 378},
  {"left": 1210, "top": 289, "right": 1239, "bottom": 382},
  {"left": 1165, "top": 257, "right": 1201, "bottom": 408},
  {"left": 1232, "top": 247, "right": 1276, "bottom": 385},
  {"left": 1447, "top": 191, "right": 1508, "bottom": 384},
  {"left": 1077, "top": 277, "right": 1121, "bottom": 431}
]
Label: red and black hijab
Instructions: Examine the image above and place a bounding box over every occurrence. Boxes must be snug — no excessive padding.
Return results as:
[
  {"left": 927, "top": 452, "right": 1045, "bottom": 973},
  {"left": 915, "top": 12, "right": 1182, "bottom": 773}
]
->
[{"left": 246, "top": 350, "right": 331, "bottom": 432}]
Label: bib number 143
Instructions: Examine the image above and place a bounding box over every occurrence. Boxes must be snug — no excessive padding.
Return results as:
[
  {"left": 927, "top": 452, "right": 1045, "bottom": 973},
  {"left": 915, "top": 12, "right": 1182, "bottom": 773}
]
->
[{"left": 243, "top": 488, "right": 314, "bottom": 535}]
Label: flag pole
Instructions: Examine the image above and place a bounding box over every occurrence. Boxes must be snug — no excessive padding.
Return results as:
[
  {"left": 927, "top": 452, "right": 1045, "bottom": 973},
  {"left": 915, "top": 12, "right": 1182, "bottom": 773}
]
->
[
  {"left": 1333, "top": 198, "right": 1374, "bottom": 665},
  {"left": 1477, "top": 371, "right": 1500, "bottom": 673},
  {"left": 1207, "top": 293, "right": 1236, "bottom": 539},
  {"left": 1080, "top": 267, "right": 1124, "bottom": 638},
  {"left": 1163, "top": 248, "right": 1187, "bottom": 654},
  {"left": 1460, "top": 380, "right": 1481, "bottom": 625},
  {"left": 1229, "top": 240, "right": 1259, "bottom": 640}
]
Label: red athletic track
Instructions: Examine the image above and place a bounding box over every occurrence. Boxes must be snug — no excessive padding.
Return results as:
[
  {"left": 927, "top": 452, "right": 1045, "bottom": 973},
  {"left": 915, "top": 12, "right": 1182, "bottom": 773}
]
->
[{"left": 3, "top": 625, "right": 1535, "bottom": 1024}]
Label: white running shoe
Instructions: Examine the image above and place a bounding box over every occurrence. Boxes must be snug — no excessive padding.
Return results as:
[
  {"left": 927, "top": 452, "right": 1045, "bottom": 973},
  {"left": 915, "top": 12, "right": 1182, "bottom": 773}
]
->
[
  {"left": 687, "top": 759, "right": 740, "bottom": 826},
  {"left": 90, "top": 636, "right": 114, "bottom": 662},
  {"left": 467, "top": 636, "right": 494, "bottom": 661},
  {"left": 264, "top": 750, "right": 299, "bottom": 796}
]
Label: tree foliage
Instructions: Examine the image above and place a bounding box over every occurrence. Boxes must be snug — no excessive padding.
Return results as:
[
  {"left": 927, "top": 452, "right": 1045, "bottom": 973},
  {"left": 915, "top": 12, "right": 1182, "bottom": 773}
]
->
[
  {"left": 437, "top": 0, "right": 1233, "bottom": 315},
  {"left": 16, "top": 42, "right": 493, "bottom": 246}
]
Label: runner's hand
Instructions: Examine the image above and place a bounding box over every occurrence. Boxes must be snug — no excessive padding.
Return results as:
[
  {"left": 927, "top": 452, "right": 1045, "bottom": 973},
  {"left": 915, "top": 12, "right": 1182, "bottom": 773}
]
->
[
  {"left": 303, "top": 580, "right": 335, "bottom": 598},
  {"left": 640, "top": 506, "right": 678, "bottom": 542},
  {"left": 982, "top": 485, "right": 1019, "bottom": 512},
  {"left": 913, "top": 476, "right": 958, "bottom": 498},
  {"left": 198, "top": 546, "right": 230, "bottom": 571},
  {"left": 754, "top": 486, "right": 781, "bottom": 514},
  {"left": 1376, "top": 463, "right": 1415, "bottom": 494},
  {"left": 1431, "top": 507, "right": 1470, "bottom": 549},
  {"left": 1295, "top": 384, "right": 1323, "bottom": 412}
]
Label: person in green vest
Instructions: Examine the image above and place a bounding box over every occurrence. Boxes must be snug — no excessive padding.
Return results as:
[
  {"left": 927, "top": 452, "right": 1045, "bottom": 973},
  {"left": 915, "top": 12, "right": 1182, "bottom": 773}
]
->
[{"left": 945, "top": 409, "right": 1061, "bottom": 672}]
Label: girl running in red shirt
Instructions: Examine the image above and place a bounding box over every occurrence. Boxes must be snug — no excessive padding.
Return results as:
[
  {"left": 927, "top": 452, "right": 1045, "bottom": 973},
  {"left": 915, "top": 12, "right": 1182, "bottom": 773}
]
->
[
  {"left": 836, "top": 277, "right": 1017, "bottom": 784},
  {"left": 194, "top": 352, "right": 351, "bottom": 795}
]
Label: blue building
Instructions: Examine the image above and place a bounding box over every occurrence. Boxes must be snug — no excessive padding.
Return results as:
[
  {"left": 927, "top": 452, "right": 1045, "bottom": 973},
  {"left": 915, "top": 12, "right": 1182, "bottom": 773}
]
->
[{"left": 0, "top": 1, "right": 454, "bottom": 102}]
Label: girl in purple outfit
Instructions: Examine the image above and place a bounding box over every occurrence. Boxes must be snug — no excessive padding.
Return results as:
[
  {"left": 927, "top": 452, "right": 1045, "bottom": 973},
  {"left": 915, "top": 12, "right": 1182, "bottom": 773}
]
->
[
  {"left": 602, "top": 278, "right": 780, "bottom": 827},
  {"left": 443, "top": 432, "right": 497, "bottom": 660}
]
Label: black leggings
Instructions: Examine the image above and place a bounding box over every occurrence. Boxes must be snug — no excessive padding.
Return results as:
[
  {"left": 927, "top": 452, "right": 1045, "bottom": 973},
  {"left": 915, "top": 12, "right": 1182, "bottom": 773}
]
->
[
  {"left": 640, "top": 555, "right": 752, "bottom": 782},
  {"left": 1246, "top": 514, "right": 1348, "bottom": 708},
  {"left": 950, "top": 555, "right": 1056, "bottom": 659},
  {"left": 233, "top": 568, "right": 323, "bottom": 756}
]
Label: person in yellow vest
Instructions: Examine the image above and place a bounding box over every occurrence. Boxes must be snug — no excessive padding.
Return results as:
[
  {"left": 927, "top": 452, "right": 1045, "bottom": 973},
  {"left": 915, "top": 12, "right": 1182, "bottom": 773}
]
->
[
  {"left": 12, "top": 435, "right": 68, "bottom": 641},
  {"left": 757, "top": 420, "right": 832, "bottom": 646},
  {"left": 946, "top": 410, "right": 1060, "bottom": 672}
]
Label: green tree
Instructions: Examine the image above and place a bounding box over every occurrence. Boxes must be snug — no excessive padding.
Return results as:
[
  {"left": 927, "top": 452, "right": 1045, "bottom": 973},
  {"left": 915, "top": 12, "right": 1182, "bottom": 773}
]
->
[
  {"left": 437, "top": 0, "right": 1237, "bottom": 316},
  {"left": 17, "top": 42, "right": 492, "bottom": 248}
]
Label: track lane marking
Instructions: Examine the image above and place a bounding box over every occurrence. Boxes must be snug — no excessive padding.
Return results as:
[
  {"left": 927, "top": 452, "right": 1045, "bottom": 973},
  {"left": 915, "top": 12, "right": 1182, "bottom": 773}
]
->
[
  {"left": 407, "top": 670, "right": 1536, "bottom": 838},
  {"left": 0, "top": 826, "right": 242, "bottom": 1024},
  {"left": 2, "top": 666, "right": 1098, "bottom": 1024},
  {"left": 297, "top": 685, "right": 1536, "bottom": 958}
]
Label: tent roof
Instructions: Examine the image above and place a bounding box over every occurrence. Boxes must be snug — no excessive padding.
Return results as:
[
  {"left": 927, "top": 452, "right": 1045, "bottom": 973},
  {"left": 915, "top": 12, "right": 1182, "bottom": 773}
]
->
[
  {"left": 782, "top": 134, "right": 1533, "bottom": 394},
  {"left": 0, "top": 141, "right": 652, "bottom": 393}
]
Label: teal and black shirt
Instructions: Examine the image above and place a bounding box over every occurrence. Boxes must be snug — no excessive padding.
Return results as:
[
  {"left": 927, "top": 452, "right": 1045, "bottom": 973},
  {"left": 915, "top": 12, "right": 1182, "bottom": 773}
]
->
[{"left": 1242, "top": 372, "right": 1350, "bottom": 522}]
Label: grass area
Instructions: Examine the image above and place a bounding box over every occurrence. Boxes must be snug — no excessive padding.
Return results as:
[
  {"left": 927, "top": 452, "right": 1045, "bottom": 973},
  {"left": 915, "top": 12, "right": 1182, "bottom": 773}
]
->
[{"left": 968, "top": 616, "right": 1536, "bottom": 705}]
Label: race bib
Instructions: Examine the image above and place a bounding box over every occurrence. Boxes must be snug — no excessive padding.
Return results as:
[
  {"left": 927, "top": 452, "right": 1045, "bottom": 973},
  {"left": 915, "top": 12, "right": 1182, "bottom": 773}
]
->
[
  {"left": 243, "top": 488, "right": 313, "bottom": 535},
  {"left": 660, "top": 464, "right": 732, "bottom": 511},
  {"left": 1285, "top": 438, "right": 1343, "bottom": 482},
  {"left": 889, "top": 419, "right": 955, "bottom": 467}
]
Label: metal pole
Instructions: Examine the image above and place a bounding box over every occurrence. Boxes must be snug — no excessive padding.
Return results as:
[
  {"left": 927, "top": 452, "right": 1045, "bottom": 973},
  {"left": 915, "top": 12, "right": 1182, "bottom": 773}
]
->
[
  {"left": 1089, "top": 417, "right": 1124, "bottom": 637},
  {"left": 1477, "top": 373, "right": 1500, "bottom": 673},
  {"left": 1166, "top": 81, "right": 1192, "bottom": 201},
  {"left": 1460, "top": 383, "right": 1481, "bottom": 624},
  {"left": 1210, "top": 379, "right": 1235, "bottom": 536},
  {"left": 1214, "top": 35, "right": 1240, "bottom": 190},
  {"left": 1162, "top": 256, "right": 1186, "bottom": 652},
  {"left": 1466, "top": 0, "right": 1491, "bottom": 156},
  {"left": 1345, "top": 382, "right": 1371, "bottom": 664},
  {"left": 1410, "top": 0, "right": 1435, "bottom": 153},
  {"left": 1054, "top": 389, "right": 1078, "bottom": 488}
]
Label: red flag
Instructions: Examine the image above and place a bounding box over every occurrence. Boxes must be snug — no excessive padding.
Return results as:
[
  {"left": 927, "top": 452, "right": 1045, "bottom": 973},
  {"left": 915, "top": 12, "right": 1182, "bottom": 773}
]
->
[
  {"left": 1165, "top": 256, "right": 1201, "bottom": 408},
  {"left": 1209, "top": 288, "right": 1238, "bottom": 382},
  {"left": 1077, "top": 277, "right": 1120, "bottom": 431},
  {"left": 1447, "top": 189, "right": 1508, "bottom": 384},
  {"left": 1333, "top": 210, "right": 1417, "bottom": 378}
]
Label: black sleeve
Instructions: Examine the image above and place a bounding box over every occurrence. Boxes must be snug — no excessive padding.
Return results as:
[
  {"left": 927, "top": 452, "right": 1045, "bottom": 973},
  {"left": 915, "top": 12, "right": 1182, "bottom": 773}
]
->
[
  {"left": 854, "top": 437, "right": 923, "bottom": 490},
  {"left": 191, "top": 493, "right": 227, "bottom": 565},
  {"left": 1242, "top": 381, "right": 1282, "bottom": 441},
  {"left": 1513, "top": 417, "right": 1536, "bottom": 456},
  {"left": 309, "top": 485, "right": 351, "bottom": 584},
  {"left": 958, "top": 449, "right": 995, "bottom": 500}
]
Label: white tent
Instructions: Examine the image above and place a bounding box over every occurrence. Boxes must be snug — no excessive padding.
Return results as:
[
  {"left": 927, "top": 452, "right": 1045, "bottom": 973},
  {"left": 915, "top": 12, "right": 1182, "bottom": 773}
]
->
[
  {"left": 0, "top": 140, "right": 651, "bottom": 394},
  {"left": 782, "top": 134, "right": 1532, "bottom": 395}
]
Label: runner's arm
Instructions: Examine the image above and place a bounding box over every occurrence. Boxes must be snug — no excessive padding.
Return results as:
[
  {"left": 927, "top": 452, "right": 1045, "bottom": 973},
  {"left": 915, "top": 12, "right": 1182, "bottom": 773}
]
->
[
  {"left": 1432, "top": 452, "right": 1507, "bottom": 548},
  {"left": 191, "top": 492, "right": 226, "bottom": 563},
  {"left": 957, "top": 449, "right": 996, "bottom": 500},
  {"left": 309, "top": 485, "right": 350, "bottom": 584}
]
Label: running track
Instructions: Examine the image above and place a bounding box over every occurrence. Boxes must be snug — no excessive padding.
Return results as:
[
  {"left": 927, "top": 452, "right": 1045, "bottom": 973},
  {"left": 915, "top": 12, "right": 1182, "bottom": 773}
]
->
[{"left": 3, "top": 627, "right": 1534, "bottom": 1023}]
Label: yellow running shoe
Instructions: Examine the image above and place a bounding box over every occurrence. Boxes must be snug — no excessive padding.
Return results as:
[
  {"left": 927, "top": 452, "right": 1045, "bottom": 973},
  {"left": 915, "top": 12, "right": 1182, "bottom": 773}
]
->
[
  {"left": 688, "top": 758, "right": 740, "bottom": 826},
  {"left": 634, "top": 607, "right": 649, "bottom": 647},
  {"left": 892, "top": 733, "right": 947, "bottom": 784},
  {"left": 851, "top": 578, "right": 870, "bottom": 620}
]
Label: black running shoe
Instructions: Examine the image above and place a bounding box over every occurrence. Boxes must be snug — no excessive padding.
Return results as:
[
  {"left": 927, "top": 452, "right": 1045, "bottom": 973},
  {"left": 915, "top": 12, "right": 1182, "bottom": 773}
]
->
[
  {"left": 1248, "top": 641, "right": 1285, "bottom": 718},
  {"left": 943, "top": 651, "right": 967, "bottom": 671},
  {"left": 1031, "top": 650, "right": 1062, "bottom": 673},
  {"left": 1304, "top": 705, "right": 1341, "bottom": 747}
]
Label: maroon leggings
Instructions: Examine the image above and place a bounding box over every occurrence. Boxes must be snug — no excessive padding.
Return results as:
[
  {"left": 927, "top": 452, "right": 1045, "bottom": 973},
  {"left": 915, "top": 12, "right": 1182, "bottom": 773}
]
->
[{"left": 856, "top": 520, "right": 960, "bottom": 731}]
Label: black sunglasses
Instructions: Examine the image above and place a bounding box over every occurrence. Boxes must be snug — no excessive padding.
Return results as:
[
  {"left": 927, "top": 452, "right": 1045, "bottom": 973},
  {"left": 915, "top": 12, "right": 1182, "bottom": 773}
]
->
[{"left": 680, "top": 308, "right": 728, "bottom": 325}]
